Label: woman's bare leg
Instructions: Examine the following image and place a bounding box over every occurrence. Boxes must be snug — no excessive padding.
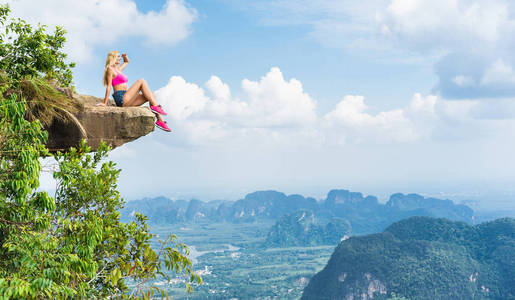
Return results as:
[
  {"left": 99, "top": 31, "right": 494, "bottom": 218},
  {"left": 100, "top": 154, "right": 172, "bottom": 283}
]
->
[
  {"left": 123, "top": 92, "right": 163, "bottom": 122},
  {"left": 124, "top": 78, "right": 158, "bottom": 106},
  {"left": 123, "top": 93, "right": 146, "bottom": 107}
]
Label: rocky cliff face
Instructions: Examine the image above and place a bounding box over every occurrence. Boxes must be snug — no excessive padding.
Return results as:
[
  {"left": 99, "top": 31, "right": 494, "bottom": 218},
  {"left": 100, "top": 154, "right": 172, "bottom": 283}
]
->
[{"left": 46, "top": 92, "right": 155, "bottom": 152}]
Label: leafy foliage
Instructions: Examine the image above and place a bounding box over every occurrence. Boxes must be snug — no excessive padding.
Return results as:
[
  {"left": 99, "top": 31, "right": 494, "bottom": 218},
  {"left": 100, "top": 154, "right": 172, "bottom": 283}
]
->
[
  {"left": 0, "top": 97, "right": 201, "bottom": 298},
  {"left": 0, "top": 4, "right": 74, "bottom": 86},
  {"left": 0, "top": 4, "right": 78, "bottom": 127}
]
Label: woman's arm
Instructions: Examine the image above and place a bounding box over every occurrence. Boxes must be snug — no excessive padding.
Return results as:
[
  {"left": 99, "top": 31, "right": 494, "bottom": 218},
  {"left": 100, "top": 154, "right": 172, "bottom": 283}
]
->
[
  {"left": 119, "top": 53, "right": 129, "bottom": 71},
  {"left": 103, "top": 69, "right": 114, "bottom": 105}
]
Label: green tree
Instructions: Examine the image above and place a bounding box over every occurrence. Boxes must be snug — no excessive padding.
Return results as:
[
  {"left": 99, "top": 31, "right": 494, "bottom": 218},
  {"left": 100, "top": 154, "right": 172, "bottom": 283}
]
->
[
  {"left": 0, "top": 88, "right": 201, "bottom": 300},
  {"left": 0, "top": 4, "right": 79, "bottom": 127},
  {"left": 0, "top": 5, "right": 74, "bottom": 86},
  {"left": 0, "top": 4, "right": 201, "bottom": 299}
]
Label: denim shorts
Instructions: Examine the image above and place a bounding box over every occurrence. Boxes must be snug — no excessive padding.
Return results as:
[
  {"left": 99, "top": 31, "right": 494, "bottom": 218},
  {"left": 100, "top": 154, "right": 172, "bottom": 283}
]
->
[{"left": 113, "top": 90, "right": 126, "bottom": 107}]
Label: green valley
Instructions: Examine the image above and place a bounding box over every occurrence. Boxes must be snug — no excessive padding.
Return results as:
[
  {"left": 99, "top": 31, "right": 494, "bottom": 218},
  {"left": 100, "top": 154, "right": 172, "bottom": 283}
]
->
[
  {"left": 145, "top": 222, "right": 335, "bottom": 299},
  {"left": 120, "top": 190, "right": 515, "bottom": 299}
]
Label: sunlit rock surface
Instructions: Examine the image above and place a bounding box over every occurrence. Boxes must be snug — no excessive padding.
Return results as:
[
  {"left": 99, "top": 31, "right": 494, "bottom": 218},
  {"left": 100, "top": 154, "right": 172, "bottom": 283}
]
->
[{"left": 46, "top": 92, "right": 155, "bottom": 152}]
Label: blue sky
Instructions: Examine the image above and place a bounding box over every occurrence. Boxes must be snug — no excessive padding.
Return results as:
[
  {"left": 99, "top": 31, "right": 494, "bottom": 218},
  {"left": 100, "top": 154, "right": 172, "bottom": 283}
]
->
[
  {"left": 73, "top": 0, "right": 435, "bottom": 112},
  {"left": 11, "top": 0, "right": 515, "bottom": 209}
]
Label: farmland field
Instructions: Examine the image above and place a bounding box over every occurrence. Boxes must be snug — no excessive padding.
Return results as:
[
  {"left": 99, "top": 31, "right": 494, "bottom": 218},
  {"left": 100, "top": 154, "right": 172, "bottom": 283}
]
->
[{"left": 146, "top": 222, "right": 335, "bottom": 299}]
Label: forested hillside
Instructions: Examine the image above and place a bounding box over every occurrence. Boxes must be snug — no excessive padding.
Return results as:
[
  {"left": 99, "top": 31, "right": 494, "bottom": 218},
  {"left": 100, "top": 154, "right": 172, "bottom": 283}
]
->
[
  {"left": 301, "top": 217, "right": 515, "bottom": 300},
  {"left": 265, "top": 210, "right": 352, "bottom": 246}
]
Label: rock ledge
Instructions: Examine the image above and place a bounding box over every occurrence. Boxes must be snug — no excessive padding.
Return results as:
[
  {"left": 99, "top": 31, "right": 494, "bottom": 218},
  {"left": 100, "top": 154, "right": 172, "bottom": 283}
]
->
[{"left": 46, "top": 93, "right": 155, "bottom": 152}]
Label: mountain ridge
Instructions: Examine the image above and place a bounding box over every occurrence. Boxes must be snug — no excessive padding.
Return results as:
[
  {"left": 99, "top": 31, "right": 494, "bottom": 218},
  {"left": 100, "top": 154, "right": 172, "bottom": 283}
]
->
[{"left": 121, "top": 189, "right": 474, "bottom": 238}]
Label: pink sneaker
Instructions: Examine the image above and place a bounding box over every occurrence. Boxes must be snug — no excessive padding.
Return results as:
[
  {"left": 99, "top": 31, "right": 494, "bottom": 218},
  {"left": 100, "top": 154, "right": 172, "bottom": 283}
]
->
[
  {"left": 150, "top": 105, "right": 167, "bottom": 116},
  {"left": 155, "top": 120, "right": 172, "bottom": 132}
]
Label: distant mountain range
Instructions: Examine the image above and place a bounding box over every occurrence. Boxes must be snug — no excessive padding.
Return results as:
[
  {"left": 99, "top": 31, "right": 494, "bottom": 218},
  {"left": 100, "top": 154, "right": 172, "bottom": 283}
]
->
[
  {"left": 122, "top": 189, "right": 475, "bottom": 245},
  {"left": 301, "top": 217, "right": 515, "bottom": 300},
  {"left": 122, "top": 190, "right": 472, "bottom": 225},
  {"left": 121, "top": 190, "right": 321, "bottom": 224}
]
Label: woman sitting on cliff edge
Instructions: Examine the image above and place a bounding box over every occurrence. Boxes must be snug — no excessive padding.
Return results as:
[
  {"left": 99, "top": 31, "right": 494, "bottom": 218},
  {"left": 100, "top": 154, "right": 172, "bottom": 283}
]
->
[{"left": 99, "top": 50, "right": 171, "bottom": 132}]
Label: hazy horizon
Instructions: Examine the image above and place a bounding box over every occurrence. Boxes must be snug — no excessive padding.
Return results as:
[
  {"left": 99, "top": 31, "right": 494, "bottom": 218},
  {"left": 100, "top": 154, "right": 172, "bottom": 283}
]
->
[{"left": 117, "top": 183, "right": 515, "bottom": 211}]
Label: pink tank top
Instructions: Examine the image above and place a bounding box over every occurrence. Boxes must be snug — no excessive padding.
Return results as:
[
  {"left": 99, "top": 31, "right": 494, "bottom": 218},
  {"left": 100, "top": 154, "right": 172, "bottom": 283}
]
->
[{"left": 112, "top": 71, "right": 128, "bottom": 86}]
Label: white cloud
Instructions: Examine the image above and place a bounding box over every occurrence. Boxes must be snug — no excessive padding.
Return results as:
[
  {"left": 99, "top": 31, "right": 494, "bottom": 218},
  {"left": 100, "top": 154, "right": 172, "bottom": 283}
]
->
[
  {"left": 408, "top": 93, "right": 437, "bottom": 116},
  {"left": 206, "top": 76, "right": 232, "bottom": 101},
  {"left": 242, "top": 0, "right": 513, "bottom": 54},
  {"left": 377, "top": 1, "right": 515, "bottom": 98},
  {"left": 323, "top": 95, "right": 417, "bottom": 143},
  {"left": 6, "top": 0, "right": 197, "bottom": 62},
  {"left": 156, "top": 68, "right": 317, "bottom": 145},
  {"left": 156, "top": 76, "right": 209, "bottom": 120},
  {"left": 380, "top": 0, "right": 509, "bottom": 49},
  {"left": 452, "top": 75, "right": 475, "bottom": 87},
  {"left": 113, "top": 68, "right": 515, "bottom": 199},
  {"left": 231, "top": 0, "right": 515, "bottom": 98},
  {"left": 379, "top": 0, "right": 515, "bottom": 98},
  {"left": 481, "top": 59, "right": 515, "bottom": 85},
  {"left": 240, "top": 67, "right": 317, "bottom": 127},
  {"left": 155, "top": 67, "right": 318, "bottom": 146},
  {"left": 151, "top": 67, "right": 515, "bottom": 147}
]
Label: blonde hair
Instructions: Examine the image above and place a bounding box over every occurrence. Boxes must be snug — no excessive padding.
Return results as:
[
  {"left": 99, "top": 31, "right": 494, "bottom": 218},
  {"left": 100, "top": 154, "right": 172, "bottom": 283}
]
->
[{"left": 102, "top": 50, "right": 119, "bottom": 86}]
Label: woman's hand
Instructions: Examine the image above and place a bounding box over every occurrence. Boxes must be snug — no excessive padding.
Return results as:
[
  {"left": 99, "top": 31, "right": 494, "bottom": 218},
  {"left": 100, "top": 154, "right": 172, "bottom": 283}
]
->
[{"left": 96, "top": 102, "right": 106, "bottom": 107}]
